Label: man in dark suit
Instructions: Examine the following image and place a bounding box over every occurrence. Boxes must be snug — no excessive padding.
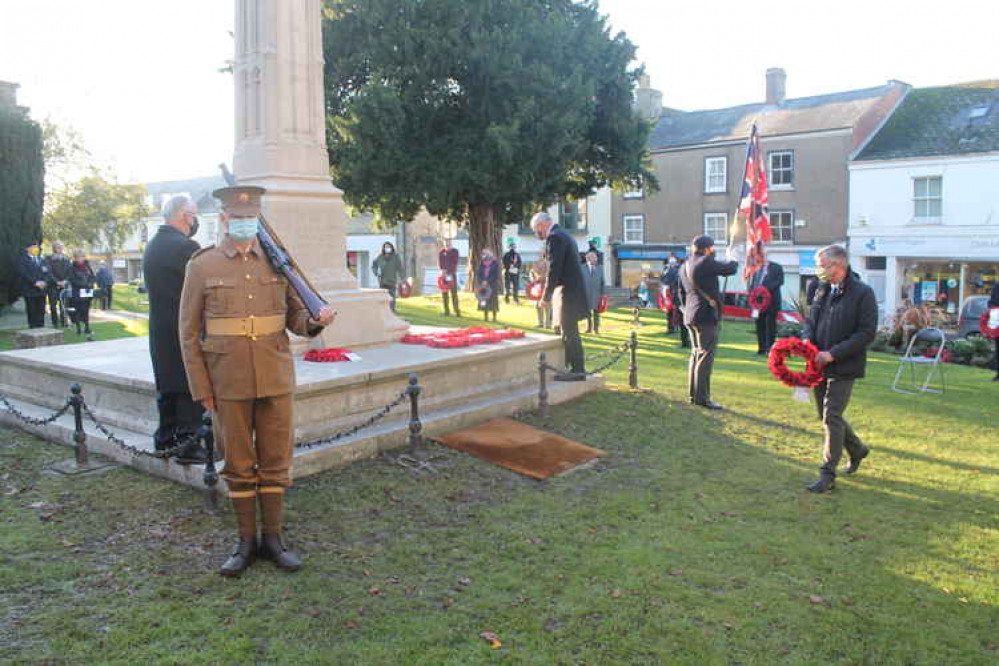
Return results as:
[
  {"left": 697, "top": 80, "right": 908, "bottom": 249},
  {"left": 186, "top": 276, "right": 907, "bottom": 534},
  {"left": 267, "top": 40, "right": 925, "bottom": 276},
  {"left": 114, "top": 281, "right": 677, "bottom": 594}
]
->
[
  {"left": 143, "top": 194, "right": 206, "bottom": 463},
  {"left": 18, "top": 240, "right": 50, "bottom": 329},
  {"left": 44, "top": 241, "right": 71, "bottom": 327},
  {"left": 802, "top": 245, "right": 878, "bottom": 493},
  {"left": 531, "top": 212, "right": 588, "bottom": 380},
  {"left": 751, "top": 259, "right": 784, "bottom": 355},
  {"left": 989, "top": 282, "right": 999, "bottom": 382},
  {"left": 678, "top": 235, "right": 738, "bottom": 409},
  {"left": 502, "top": 243, "right": 522, "bottom": 304}
]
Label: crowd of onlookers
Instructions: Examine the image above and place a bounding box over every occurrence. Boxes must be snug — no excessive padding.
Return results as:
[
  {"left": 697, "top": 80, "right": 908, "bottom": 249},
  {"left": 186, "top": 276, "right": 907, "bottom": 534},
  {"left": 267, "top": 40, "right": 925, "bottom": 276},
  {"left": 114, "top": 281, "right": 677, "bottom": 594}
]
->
[{"left": 15, "top": 239, "right": 115, "bottom": 339}]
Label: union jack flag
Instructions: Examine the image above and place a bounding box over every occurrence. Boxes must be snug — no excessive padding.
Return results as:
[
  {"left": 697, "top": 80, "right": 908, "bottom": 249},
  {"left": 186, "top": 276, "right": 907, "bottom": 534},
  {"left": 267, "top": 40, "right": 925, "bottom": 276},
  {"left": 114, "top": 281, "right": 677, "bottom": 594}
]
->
[{"left": 732, "top": 123, "right": 771, "bottom": 279}]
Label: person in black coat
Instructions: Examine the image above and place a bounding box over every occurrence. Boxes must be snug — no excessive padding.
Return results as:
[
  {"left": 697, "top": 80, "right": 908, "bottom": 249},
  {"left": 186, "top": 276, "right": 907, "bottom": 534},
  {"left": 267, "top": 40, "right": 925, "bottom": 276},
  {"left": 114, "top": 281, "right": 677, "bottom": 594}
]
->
[
  {"left": 143, "top": 194, "right": 206, "bottom": 462},
  {"left": 67, "top": 250, "right": 97, "bottom": 339},
  {"left": 678, "top": 235, "right": 738, "bottom": 409},
  {"left": 502, "top": 244, "right": 522, "bottom": 304},
  {"left": 802, "top": 245, "right": 878, "bottom": 493},
  {"left": 44, "top": 241, "right": 72, "bottom": 327},
  {"left": 989, "top": 282, "right": 999, "bottom": 382},
  {"left": 477, "top": 248, "right": 502, "bottom": 321},
  {"left": 750, "top": 259, "right": 784, "bottom": 355},
  {"left": 805, "top": 275, "right": 820, "bottom": 306},
  {"left": 17, "top": 240, "right": 50, "bottom": 328},
  {"left": 531, "top": 212, "right": 588, "bottom": 380},
  {"left": 95, "top": 261, "right": 114, "bottom": 309}
]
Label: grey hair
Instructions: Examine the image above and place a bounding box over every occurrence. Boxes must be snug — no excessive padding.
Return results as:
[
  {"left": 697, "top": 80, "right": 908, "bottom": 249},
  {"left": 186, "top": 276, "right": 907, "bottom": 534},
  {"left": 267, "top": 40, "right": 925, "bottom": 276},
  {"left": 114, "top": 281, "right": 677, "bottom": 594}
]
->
[
  {"left": 161, "top": 194, "right": 195, "bottom": 222},
  {"left": 529, "top": 211, "right": 553, "bottom": 231},
  {"left": 816, "top": 244, "right": 848, "bottom": 265}
]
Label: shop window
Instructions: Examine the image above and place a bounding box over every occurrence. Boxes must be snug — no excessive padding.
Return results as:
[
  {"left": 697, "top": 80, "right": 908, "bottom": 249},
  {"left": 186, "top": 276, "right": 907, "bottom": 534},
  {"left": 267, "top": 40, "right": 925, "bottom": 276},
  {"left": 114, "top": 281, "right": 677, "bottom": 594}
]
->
[
  {"left": 913, "top": 176, "right": 942, "bottom": 220},
  {"left": 559, "top": 198, "right": 587, "bottom": 231},
  {"left": 770, "top": 210, "right": 794, "bottom": 244},
  {"left": 623, "top": 215, "right": 644, "bottom": 244},
  {"left": 703, "top": 213, "right": 728, "bottom": 244},
  {"left": 769, "top": 150, "right": 794, "bottom": 188},
  {"left": 704, "top": 157, "right": 727, "bottom": 193}
]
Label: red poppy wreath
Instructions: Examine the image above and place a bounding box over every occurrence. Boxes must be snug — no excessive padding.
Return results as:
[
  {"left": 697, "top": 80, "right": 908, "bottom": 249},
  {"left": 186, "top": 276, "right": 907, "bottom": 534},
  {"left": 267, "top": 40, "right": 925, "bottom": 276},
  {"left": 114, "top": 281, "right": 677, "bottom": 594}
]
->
[
  {"left": 437, "top": 274, "right": 455, "bottom": 292},
  {"left": 748, "top": 286, "right": 772, "bottom": 312},
  {"left": 980, "top": 307, "right": 999, "bottom": 340},
  {"left": 768, "top": 337, "right": 824, "bottom": 388}
]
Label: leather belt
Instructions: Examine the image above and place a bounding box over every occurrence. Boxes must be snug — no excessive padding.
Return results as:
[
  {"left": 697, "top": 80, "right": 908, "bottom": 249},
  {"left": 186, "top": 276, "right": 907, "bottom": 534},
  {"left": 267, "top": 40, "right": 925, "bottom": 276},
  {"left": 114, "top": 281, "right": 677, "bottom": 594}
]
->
[{"left": 205, "top": 314, "right": 285, "bottom": 339}]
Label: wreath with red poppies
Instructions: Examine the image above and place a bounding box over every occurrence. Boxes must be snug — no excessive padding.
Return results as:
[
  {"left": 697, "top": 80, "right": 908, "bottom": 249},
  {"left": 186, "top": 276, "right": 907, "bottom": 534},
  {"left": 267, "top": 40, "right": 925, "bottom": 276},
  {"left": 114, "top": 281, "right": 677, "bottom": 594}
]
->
[
  {"left": 437, "top": 274, "right": 455, "bottom": 292},
  {"left": 749, "top": 286, "right": 772, "bottom": 312},
  {"left": 656, "top": 291, "right": 671, "bottom": 312},
  {"left": 303, "top": 347, "right": 355, "bottom": 363},
  {"left": 397, "top": 281, "right": 412, "bottom": 298},
  {"left": 980, "top": 307, "right": 999, "bottom": 340},
  {"left": 768, "top": 337, "right": 824, "bottom": 388},
  {"left": 476, "top": 284, "right": 494, "bottom": 307},
  {"left": 596, "top": 294, "right": 609, "bottom": 314},
  {"left": 526, "top": 281, "right": 543, "bottom": 301},
  {"left": 401, "top": 326, "right": 525, "bottom": 348}
]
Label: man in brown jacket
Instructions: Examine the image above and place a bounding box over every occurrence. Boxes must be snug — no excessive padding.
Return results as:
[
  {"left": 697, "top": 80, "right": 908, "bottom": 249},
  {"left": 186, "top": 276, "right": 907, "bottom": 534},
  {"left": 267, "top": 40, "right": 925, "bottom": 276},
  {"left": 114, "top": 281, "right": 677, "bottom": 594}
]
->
[{"left": 179, "top": 185, "right": 335, "bottom": 577}]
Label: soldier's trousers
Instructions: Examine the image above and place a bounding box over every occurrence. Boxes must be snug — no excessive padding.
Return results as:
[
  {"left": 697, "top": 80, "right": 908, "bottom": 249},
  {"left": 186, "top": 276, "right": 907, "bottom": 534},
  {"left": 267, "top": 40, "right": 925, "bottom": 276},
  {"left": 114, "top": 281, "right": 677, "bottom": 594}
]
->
[{"left": 214, "top": 394, "right": 294, "bottom": 492}]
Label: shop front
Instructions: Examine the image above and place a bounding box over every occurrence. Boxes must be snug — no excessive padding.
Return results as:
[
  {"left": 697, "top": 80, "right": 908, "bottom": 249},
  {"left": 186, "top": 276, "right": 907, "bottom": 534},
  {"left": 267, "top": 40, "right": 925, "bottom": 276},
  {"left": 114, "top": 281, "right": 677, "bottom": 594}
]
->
[{"left": 613, "top": 244, "right": 686, "bottom": 289}]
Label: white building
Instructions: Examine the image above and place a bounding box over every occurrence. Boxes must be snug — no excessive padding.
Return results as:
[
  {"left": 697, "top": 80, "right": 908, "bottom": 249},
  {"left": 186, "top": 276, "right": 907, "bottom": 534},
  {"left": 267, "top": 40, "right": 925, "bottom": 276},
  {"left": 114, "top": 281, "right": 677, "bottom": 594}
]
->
[{"left": 848, "top": 82, "right": 999, "bottom": 326}]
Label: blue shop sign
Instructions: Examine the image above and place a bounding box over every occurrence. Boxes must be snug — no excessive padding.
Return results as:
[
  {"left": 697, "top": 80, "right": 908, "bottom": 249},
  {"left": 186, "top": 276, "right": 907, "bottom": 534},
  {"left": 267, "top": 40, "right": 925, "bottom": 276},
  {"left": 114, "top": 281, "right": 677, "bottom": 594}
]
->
[{"left": 618, "top": 246, "right": 687, "bottom": 260}]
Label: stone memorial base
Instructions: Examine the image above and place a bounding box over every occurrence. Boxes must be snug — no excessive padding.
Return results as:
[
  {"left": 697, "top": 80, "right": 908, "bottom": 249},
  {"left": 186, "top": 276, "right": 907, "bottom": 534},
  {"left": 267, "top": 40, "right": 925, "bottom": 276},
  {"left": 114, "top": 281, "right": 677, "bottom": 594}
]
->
[
  {"left": 0, "top": 329, "right": 602, "bottom": 490},
  {"left": 14, "top": 327, "right": 64, "bottom": 349}
]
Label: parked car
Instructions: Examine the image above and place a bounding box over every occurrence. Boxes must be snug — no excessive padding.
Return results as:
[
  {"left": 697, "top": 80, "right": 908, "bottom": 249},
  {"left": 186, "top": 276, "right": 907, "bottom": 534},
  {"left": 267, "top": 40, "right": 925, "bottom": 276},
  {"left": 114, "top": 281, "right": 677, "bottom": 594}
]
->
[
  {"left": 958, "top": 295, "right": 990, "bottom": 337},
  {"left": 722, "top": 291, "right": 804, "bottom": 324}
]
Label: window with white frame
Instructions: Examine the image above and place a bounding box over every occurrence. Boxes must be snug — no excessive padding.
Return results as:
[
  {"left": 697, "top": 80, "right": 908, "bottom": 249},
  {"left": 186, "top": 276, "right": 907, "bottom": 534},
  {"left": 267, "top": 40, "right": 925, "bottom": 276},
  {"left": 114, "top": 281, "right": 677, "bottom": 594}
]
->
[
  {"left": 703, "top": 213, "right": 728, "bottom": 244},
  {"left": 913, "top": 176, "right": 942, "bottom": 220},
  {"left": 623, "top": 184, "right": 643, "bottom": 199},
  {"left": 623, "top": 215, "right": 644, "bottom": 244},
  {"left": 769, "top": 210, "right": 794, "bottom": 244},
  {"left": 704, "top": 157, "right": 727, "bottom": 193},
  {"left": 769, "top": 150, "right": 794, "bottom": 188}
]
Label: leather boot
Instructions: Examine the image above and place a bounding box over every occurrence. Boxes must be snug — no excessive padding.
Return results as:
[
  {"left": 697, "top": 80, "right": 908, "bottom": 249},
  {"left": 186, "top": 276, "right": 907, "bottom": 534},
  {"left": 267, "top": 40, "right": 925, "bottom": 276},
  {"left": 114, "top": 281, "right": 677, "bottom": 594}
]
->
[
  {"left": 806, "top": 475, "right": 836, "bottom": 493},
  {"left": 258, "top": 489, "right": 302, "bottom": 571},
  {"left": 220, "top": 494, "right": 257, "bottom": 577},
  {"left": 259, "top": 533, "right": 302, "bottom": 572}
]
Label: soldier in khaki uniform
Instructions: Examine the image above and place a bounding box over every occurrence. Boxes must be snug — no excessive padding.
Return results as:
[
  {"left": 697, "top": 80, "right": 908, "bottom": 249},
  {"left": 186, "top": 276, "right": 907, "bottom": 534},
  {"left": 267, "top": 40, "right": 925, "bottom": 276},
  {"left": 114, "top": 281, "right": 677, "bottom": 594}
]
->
[{"left": 179, "top": 185, "right": 336, "bottom": 577}]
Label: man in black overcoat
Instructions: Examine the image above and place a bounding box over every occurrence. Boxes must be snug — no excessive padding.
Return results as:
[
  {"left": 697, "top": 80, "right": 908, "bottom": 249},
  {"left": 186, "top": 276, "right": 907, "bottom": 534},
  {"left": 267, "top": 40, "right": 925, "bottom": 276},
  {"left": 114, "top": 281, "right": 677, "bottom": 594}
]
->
[
  {"left": 531, "top": 212, "right": 588, "bottom": 380},
  {"left": 751, "top": 259, "right": 784, "bottom": 355},
  {"left": 678, "top": 235, "right": 738, "bottom": 409},
  {"left": 143, "top": 194, "right": 206, "bottom": 463},
  {"left": 17, "top": 239, "right": 50, "bottom": 329}
]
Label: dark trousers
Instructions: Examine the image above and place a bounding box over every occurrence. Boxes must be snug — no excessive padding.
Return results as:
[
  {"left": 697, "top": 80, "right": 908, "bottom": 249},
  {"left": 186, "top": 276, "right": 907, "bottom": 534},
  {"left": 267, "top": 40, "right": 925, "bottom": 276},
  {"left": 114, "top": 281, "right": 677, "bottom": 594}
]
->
[
  {"left": 561, "top": 311, "right": 585, "bottom": 373},
  {"left": 586, "top": 310, "right": 600, "bottom": 334},
  {"left": 69, "top": 298, "right": 92, "bottom": 331},
  {"left": 155, "top": 391, "right": 205, "bottom": 450},
  {"left": 381, "top": 283, "right": 397, "bottom": 313},
  {"left": 814, "top": 378, "right": 865, "bottom": 477},
  {"left": 687, "top": 323, "right": 718, "bottom": 404},
  {"left": 25, "top": 296, "right": 46, "bottom": 328},
  {"left": 101, "top": 285, "right": 113, "bottom": 309},
  {"left": 442, "top": 283, "right": 461, "bottom": 316},
  {"left": 504, "top": 273, "right": 520, "bottom": 302},
  {"left": 46, "top": 288, "right": 66, "bottom": 327},
  {"left": 755, "top": 310, "right": 777, "bottom": 354}
]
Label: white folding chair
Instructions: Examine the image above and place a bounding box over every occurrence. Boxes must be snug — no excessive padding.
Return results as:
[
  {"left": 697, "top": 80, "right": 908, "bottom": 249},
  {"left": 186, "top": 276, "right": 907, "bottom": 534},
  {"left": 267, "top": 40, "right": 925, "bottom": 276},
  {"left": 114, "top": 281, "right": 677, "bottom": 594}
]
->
[{"left": 891, "top": 327, "right": 947, "bottom": 395}]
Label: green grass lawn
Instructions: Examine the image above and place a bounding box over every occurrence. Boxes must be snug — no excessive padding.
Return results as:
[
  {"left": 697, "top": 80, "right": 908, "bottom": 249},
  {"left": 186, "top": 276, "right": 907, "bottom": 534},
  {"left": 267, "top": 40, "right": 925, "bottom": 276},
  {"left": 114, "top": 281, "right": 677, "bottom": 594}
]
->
[
  {"left": 1, "top": 294, "right": 996, "bottom": 664},
  {"left": 109, "top": 283, "right": 150, "bottom": 314}
]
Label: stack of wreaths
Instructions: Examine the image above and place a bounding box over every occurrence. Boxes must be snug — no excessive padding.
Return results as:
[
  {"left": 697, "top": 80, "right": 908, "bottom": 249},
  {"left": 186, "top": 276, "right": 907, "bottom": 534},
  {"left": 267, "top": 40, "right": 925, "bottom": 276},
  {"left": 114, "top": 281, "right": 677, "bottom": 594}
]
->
[{"left": 401, "top": 326, "right": 526, "bottom": 349}]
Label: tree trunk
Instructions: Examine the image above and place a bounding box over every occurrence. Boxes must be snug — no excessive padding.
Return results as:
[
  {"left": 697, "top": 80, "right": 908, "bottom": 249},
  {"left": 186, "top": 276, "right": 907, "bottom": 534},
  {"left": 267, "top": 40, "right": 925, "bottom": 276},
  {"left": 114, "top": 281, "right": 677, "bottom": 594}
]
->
[{"left": 466, "top": 205, "right": 502, "bottom": 291}]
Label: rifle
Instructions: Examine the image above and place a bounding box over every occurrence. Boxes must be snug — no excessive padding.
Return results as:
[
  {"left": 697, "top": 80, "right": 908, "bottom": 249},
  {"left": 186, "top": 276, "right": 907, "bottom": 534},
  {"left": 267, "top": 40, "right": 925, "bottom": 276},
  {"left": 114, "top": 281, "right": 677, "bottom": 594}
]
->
[{"left": 218, "top": 164, "right": 328, "bottom": 319}]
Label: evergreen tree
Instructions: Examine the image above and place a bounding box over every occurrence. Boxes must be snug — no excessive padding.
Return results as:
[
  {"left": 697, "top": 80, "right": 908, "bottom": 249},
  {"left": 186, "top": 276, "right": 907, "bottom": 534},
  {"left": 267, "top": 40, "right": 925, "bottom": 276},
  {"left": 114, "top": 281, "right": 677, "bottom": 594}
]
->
[
  {"left": 323, "top": 0, "right": 656, "bottom": 276},
  {"left": 0, "top": 107, "right": 44, "bottom": 307}
]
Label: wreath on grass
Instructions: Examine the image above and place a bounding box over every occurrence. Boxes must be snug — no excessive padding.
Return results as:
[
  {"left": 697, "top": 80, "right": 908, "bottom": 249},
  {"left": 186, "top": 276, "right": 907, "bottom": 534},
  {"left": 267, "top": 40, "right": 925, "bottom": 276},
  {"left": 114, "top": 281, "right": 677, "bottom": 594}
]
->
[
  {"left": 749, "top": 286, "right": 772, "bottom": 313},
  {"left": 437, "top": 274, "right": 455, "bottom": 292},
  {"left": 768, "top": 337, "right": 824, "bottom": 388},
  {"left": 980, "top": 307, "right": 999, "bottom": 340},
  {"left": 526, "top": 281, "right": 543, "bottom": 301}
]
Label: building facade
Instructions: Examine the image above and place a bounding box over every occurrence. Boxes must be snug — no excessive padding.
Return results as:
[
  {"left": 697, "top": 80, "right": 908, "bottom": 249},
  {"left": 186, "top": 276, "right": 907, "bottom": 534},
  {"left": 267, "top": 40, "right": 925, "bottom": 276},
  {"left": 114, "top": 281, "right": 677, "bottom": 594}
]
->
[{"left": 849, "top": 81, "right": 999, "bottom": 326}]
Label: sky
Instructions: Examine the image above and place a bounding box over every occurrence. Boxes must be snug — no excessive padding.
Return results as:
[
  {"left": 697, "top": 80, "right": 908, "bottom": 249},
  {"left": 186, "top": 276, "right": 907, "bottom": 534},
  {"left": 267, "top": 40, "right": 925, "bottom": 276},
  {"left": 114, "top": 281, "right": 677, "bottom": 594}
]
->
[{"left": 1, "top": 0, "right": 996, "bottom": 184}]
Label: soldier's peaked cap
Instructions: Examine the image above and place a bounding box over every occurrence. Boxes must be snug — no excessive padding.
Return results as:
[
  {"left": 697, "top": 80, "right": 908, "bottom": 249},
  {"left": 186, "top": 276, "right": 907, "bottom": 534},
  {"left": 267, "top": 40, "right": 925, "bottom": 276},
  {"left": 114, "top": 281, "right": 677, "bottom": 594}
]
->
[{"left": 212, "top": 185, "right": 266, "bottom": 217}]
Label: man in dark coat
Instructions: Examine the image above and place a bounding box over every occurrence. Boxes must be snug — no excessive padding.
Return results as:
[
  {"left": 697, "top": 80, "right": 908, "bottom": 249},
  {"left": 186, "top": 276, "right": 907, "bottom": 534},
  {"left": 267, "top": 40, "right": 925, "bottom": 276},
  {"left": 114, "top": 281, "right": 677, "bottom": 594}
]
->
[
  {"left": 989, "top": 282, "right": 999, "bottom": 381},
  {"left": 438, "top": 240, "right": 461, "bottom": 317},
  {"left": 678, "top": 235, "right": 738, "bottom": 409},
  {"left": 582, "top": 250, "right": 605, "bottom": 334},
  {"left": 802, "top": 245, "right": 878, "bottom": 493},
  {"left": 44, "top": 241, "right": 71, "bottom": 327},
  {"left": 751, "top": 259, "right": 784, "bottom": 355},
  {"left": 531, "top": 212, "right": 588, "bottom": 380},
  {"left": 143, "top": 194, "right": 206, "bottom": 463},
  {"left": 95, "top": 261, "right": 114, "bottom": 309},
  {"left": 17, "top": 240, "right": 50, "bottom": 328},
  {"left": 502, "top": 243, "right": 522, "bottom": 304}
]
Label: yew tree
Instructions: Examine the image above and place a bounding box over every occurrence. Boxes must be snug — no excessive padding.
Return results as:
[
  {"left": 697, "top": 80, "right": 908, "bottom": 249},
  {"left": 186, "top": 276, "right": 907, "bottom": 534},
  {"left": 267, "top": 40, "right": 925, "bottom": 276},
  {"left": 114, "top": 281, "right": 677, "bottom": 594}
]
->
[{"left": 323, "top": 0, "right": 656, "bottom": 275}]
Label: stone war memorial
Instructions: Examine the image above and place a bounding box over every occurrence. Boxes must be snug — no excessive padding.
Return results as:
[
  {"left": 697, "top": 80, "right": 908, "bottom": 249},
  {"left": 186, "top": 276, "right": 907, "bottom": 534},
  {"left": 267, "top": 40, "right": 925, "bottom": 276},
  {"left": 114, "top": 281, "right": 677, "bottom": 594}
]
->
[{"left": 0, "top": 0, "right": 600, "bottom": 490}]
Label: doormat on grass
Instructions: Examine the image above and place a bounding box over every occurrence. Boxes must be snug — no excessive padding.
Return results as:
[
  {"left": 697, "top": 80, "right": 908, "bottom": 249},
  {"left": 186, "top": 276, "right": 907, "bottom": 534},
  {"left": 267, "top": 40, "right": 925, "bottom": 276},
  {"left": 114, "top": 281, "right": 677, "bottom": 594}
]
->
[{"left": 434, "top": 418, "right": 604, "bottom": 480}]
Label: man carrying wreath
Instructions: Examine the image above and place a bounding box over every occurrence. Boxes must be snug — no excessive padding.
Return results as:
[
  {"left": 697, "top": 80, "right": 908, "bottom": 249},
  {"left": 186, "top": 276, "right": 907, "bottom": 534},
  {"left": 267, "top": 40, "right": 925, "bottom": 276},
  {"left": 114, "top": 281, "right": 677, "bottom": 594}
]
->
[{"left": 802, "top": 245, "right": 878, "bottom": 493}]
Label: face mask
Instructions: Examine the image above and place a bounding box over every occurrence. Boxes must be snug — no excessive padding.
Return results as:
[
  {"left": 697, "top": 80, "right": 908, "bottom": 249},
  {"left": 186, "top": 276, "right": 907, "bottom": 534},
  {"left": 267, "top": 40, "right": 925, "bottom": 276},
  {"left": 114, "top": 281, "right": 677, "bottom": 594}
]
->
[
  {"left": 668, "top": 258, "right": 677, "bottom": 266},
  {"left": 228, "top": 218, "right": 259, "bottom": 241},
  {"left": 28, "top": 247, "right": 41, "bottom": 256},
  {"left": 384, "top": 248, "right": 393, "bottom": 254},
  {"left": 188, "top": 215, "right": 200, "bottom": 238}
]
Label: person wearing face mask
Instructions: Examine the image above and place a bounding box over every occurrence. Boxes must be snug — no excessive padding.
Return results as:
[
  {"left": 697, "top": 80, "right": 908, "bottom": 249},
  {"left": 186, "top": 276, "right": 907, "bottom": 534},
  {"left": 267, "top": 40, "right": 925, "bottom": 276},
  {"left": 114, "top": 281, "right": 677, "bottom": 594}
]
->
[
  {"left": 180, "top": 185, "right": 336, "bottom": 577},
  {"left": 44, "top": 241, "right": 72, "bottom": 327},
  {"left": 678, "top": 235, "right": 738, "bottom": 410},
  {"left": 17, "top": 239, "right": 50, "bottom": 328},
  {"left": 801, "top": 245, "right": 877, "bottom": 493},
  {"left": 67, "top": 249, "right": 97, "bottom": 340},
  {"left": 372, "top": 241, "right": 405, "bottom": 312},
  {"left": 476, "top": 248, "right": 501, "bottom": 321},
  {"left": 143, "top": 194, "right": 207, "bottom": 462}
]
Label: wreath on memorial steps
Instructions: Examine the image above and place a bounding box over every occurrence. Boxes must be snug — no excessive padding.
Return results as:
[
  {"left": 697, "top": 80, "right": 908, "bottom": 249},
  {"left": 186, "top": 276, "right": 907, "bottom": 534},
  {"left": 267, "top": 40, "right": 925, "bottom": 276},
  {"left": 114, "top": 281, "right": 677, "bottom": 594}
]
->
[
  {"left": 401, "top": 326, "right": 525, "bottom": 348},
  {"left": 397, "top": 280, "right": 412, "bottom": 298},
  {"left": 749, "top": 286, "right": 772, "bottom": 313},
  {"left": 768, "top": 337, "right": 824, "bottom": 388},
  {"left": 526, "top": 281, "right": 543, "bottom": 301},
  {"left": 437, "top": 274, "right": 455, "bottom": 292},
  {"left": 303, "top": 347, "right": 356, "bottom": 363},
  {"left": 981, "top": 307, "right": 999, "bottom": 340}
]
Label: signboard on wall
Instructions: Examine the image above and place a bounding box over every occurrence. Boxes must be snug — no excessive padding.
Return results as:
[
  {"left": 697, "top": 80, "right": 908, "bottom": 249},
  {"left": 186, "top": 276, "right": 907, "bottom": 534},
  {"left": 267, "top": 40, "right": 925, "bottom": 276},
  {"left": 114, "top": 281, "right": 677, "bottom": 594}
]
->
[{"left": 921, "top": 281, "right": 938, "bottom": 302}]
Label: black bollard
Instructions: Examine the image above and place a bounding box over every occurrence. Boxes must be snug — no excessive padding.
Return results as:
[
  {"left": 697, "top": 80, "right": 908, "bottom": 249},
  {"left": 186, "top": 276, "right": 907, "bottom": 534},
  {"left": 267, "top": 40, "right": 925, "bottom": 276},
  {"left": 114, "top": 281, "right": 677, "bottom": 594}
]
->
[
  {"left": 538, "top": 351, "right": 549, "bottom": 418},
  {"left": 69, "top": 383, "right": 88, "bottom": 468},
  {"left": 407, "top": 373, "right": 423, "bottom": 454},
  {"left": 199, "top": 412, "right": 219, "bottom": 512},
  {"left": 629, "top": 331, "right": 639, "bottom": 389}
]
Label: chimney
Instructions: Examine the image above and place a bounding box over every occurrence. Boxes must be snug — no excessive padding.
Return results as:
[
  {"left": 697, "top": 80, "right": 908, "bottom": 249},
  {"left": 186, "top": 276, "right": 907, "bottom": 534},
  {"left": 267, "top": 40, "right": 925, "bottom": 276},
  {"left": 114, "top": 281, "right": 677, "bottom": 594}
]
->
[
  {"left": 634, "top": 74, "right": 663, "bottom": 122},
  {"left": 0, "top": 81, "right": 20, "bottom": 108},
  {"left": 766, "top": 68, "right": 786, "bottom": 106}
]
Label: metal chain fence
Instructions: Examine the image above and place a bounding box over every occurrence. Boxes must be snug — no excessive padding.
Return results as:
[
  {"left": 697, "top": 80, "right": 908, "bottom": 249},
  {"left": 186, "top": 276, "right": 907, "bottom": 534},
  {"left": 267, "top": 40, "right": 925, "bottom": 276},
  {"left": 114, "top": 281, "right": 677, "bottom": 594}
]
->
[
  {"left": 295, "top": 388, "right": 411, "bottom": 450},
  {"left": 0, "top": 393, "right": 72, "bottom": 427}
]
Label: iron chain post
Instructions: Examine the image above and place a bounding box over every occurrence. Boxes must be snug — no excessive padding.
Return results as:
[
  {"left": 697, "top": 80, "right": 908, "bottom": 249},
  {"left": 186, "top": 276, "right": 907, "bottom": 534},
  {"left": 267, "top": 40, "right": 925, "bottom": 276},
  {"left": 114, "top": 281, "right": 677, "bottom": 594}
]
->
[
  {"left": 537, "top": 351, "right": 549, "bottom": 418},
  {"left": 407, "top": 373, "right": 423, "bottom": 453},
  {"left": 69, "top": 384, "right": 88, "bottom": 468},
  {"left": 629, "top": 331, "right": 639, "bottom": 389},
  {"left": 199, "top": 411, "right": 219, "bottom": 512}
]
